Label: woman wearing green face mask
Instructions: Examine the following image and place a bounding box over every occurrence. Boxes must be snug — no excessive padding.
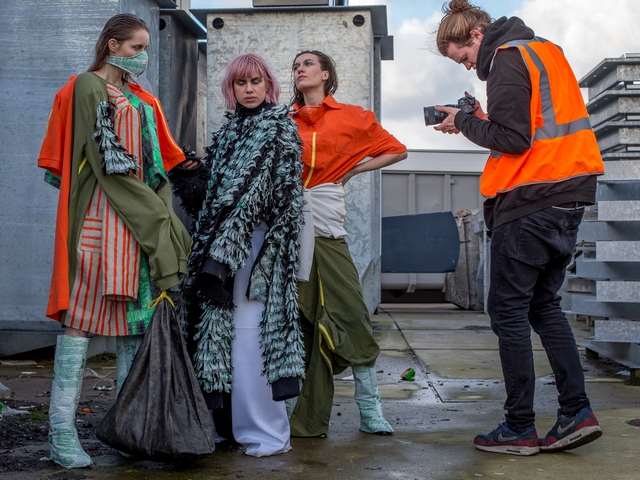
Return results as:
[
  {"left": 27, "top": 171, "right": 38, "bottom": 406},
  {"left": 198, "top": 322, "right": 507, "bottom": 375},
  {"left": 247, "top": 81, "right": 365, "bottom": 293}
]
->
[{"left": 38, "top": 13, "right": 191, "bottom": 468}]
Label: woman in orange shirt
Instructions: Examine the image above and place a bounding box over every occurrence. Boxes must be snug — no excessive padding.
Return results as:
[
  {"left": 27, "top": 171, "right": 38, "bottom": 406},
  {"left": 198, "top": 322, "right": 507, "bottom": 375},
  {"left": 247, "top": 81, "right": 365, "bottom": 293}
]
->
[{"left": 287, "top": 50, "right": 407, "bottom": 437}]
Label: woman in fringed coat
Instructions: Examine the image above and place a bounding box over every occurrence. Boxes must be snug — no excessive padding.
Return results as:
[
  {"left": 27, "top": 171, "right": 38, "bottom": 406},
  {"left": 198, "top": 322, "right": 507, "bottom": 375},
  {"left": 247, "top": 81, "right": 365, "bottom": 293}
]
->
[{"left": 177, "top": 53, "right": 306, "bottom": 458}]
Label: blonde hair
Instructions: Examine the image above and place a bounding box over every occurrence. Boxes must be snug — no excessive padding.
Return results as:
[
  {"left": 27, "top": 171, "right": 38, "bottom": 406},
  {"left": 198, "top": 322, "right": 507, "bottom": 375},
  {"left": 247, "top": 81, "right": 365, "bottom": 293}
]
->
[{"left": 436, "top": 0, "right": 492, "bottom": 56}]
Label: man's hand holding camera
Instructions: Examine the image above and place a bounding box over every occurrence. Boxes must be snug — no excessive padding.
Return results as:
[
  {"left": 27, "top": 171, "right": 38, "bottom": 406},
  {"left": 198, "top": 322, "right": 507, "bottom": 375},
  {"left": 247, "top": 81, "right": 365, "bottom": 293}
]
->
[
  {"left": 433, "top": 105, "right": 462, "bottom": 134},
  {"left": 425, "top": 92, "right": 488, "bottom": 135}
]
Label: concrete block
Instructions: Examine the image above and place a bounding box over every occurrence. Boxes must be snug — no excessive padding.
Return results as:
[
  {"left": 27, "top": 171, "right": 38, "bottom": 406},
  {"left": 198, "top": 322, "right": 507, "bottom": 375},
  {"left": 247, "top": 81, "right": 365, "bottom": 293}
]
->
[
  {"left": 578, "top": 219, "right": 640, "bottom": 242},
  {"left": 570, "top": 293, "right": 640, "bottom": 320},
  {"left": 596, "top": 126, "right": 640, "bottom": 153},
  {"left": 598, "top": 200, "right": 640, "bottom": 221},
  {"left": 565, "top": 276, "right": 593, "bottom": 293},
  {"left": 587, "top": 92, "right": 640, "bottom": 128},
  {"left": 596, "top": 280, "right": 640, "bottom": 303},
  {"left": 202, "top": 9, "right": 376, "bottom": 131},
  {"left": 583, "top": 341, "right": 640, "bottom": 368},
  {"left": 593, "top": 319, "right": 640, "bottom": 343},
  {"left": 596, "top": 183, "right": 640, "bottom": 202},
  {"left": 577, "top": 257, "right": 640, "bottom": 281},
  {"left": 601, "top": 151, "right": 640, "bottom": 161},
  {"left": 597, "top": 241, "right": 640, "bottom": 261},
  {"left": 580, "top": 56, "right": 640, "bottom": 98},
  {"left": 381, "top": 272, "right": 446, "bottom": 290},
  {"left": 600, "top": 159, "right": 640, "bottom": 183},
  {"left": 0, "top": 332, "right": 58, "bottom": 358},
  {"left": 87, "top": 336, "right": 117, "bottom": 358}
]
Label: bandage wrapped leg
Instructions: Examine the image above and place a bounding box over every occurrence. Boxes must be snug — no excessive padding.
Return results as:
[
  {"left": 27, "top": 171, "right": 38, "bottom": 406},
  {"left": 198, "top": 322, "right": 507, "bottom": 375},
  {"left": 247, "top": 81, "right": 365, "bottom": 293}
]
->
[
  {"left": 115, "top": 335, "right": 143, "bottom": 397},
  {"left": 352, "top": 366, "right": 394, "bottom": 435},
  {"left": 48, "top": 335, "right": 93, "bottom": 469},
  {"left": 285, "top": 395, "right": 298, "bottom": 419}
]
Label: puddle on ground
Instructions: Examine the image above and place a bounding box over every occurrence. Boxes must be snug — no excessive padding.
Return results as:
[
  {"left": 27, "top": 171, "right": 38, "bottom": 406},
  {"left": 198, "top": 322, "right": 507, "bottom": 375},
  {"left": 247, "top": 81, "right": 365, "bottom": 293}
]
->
[
  {"left": 333, "top": 381, "right": 440, "bottom": 403},
  {"left": 451, "top": 393, "right": 487, "bottom": 401}
]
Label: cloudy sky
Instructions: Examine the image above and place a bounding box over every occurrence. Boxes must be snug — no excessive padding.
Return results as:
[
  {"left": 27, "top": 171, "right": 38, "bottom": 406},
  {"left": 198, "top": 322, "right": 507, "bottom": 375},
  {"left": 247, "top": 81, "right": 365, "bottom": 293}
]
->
[{"left": 190, "top": 0, "right": 640, "bottom": 150}]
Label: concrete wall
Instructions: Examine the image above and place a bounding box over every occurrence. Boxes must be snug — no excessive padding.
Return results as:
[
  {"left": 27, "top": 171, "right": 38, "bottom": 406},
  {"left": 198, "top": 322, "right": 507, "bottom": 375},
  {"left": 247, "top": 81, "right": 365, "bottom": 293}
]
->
[
  {"left": 197, "top": 7, "right": 383, "bottom": 312},
  {"left": 0, "top": 0, "right": 162, "bottom": 355},
  {"left": 197, "top": 43, "right": 209, "bottom": 159}
]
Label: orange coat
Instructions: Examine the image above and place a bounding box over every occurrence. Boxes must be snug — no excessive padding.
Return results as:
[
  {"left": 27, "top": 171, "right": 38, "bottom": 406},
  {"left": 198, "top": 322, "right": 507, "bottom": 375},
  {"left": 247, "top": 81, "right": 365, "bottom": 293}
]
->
[
  {"left": 291, "top": 95, "right": 406, "bottom": 188},
  {"left": 480, "top": 39, "right": 604, "bottom": 198},
  {"left": 37, "top": 76, "right": 184, "bottom": 321}
]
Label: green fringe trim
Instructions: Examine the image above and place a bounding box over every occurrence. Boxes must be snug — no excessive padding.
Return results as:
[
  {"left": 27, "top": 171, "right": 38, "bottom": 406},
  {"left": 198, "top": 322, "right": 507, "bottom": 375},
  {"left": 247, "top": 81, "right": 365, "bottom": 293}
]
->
[
  {"left": 192, "top": 303, "right": 234, "bottom": 393},
  {"left": 93, "top": 101, "right": 139, "bottom": 176}
]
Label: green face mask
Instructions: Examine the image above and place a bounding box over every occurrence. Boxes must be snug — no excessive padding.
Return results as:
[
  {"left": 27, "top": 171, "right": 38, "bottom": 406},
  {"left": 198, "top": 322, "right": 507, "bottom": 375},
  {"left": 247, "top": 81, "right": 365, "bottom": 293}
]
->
[{"left": 106, "top": 50, "right": 148, "bottom": 77}]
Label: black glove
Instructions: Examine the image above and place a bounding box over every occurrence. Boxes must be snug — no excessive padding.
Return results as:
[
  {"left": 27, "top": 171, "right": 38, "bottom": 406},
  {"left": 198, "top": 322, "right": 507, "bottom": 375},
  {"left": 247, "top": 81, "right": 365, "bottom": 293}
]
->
[
  {"left": 168, "top": 146, "right": 211, "bottom": 218},
  {"left": 181, "top": 146, "right": 201, "bottom": 167}
]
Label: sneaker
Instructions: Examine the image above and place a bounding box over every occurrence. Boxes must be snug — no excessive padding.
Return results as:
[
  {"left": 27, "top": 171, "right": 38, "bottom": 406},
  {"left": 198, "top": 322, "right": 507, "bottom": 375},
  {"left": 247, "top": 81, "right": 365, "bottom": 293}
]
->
[
  {"left": 474, "top": 422, "right": 540, "bottom": 456},
  {"left": 538, "top": 407, "right": 602, "bottom": 452}
]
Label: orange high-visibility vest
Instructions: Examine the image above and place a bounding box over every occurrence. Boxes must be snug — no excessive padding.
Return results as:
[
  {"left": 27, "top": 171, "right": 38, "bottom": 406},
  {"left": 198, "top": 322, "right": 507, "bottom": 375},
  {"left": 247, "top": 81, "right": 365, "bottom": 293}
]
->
[{"left": 480, "top": 37, "right": 604, "bottom": 198}]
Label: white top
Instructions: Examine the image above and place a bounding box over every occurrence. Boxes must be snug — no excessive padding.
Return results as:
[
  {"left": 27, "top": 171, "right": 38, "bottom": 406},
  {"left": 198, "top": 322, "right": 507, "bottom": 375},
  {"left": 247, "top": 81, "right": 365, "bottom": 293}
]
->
[{"left": 308, "top": 183, "right": 348, "bottom": 239}]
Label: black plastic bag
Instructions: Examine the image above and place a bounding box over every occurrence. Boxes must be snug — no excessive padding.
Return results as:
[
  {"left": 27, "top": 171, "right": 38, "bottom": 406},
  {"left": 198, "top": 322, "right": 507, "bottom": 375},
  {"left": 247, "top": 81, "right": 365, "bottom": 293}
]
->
[{"left": 96, "top": 297, "right": 215, "bottom": 461}]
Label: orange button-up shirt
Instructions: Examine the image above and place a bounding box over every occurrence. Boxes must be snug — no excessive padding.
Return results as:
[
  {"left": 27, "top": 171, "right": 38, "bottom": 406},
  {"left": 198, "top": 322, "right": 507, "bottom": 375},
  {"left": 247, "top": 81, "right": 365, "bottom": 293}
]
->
[{"left": 291, "top": 95, "right": 406, "bottom": 188}]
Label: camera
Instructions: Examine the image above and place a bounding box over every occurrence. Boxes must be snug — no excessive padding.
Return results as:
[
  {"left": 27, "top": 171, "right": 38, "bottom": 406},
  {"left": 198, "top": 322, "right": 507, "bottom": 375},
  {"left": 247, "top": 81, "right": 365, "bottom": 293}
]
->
[{"left": 424, "top": 94, "right": 478, "bottom": 126}]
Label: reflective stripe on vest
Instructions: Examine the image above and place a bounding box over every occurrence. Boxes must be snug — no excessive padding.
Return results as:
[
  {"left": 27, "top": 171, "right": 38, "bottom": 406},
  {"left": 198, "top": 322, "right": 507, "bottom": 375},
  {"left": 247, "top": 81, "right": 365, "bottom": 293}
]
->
[
  {"left": 480, "top": 38, "right": 603, "bottom": 196},
  {"left": 512, "top": 39, "right": 592, "bottom": 142},
  {"left": 490, "top": 37, "right": 593, "bottom": 157}
]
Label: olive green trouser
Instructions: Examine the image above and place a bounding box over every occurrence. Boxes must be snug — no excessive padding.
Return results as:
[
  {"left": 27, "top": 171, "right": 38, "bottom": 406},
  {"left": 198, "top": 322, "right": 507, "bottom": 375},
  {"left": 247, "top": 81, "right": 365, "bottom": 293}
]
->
[{"left": 289, "top": 237, "right": 379, "bottom": 437}]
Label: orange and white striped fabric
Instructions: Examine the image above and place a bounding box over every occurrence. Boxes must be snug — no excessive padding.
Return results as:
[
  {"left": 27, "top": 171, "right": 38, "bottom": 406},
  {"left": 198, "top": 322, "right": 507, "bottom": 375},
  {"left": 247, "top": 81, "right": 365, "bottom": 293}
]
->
[
  {"left": 65, "top": 85, "right": 144, "bottom": 336},
  {"left": 106, "top": 84, "right": 143, "bottom": 182}
]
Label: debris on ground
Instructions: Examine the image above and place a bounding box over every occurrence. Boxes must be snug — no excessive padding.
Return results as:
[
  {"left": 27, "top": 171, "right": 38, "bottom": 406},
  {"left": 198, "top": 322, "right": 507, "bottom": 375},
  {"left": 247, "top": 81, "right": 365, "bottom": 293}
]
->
[
  {"left": 401, "top": 368, "right": 416, "bottom": 381},
  {"left": 0, "top": 360, "right": 38, "bottom": 366},
  {"left": 84, "top": 368, "right": 106, "bottom": 378},
  {"left": 0, "top": 381, "right": 10, "bottom": 399},
  {"left": 1, "top": 404, "right": 29, "bottom": 417}
]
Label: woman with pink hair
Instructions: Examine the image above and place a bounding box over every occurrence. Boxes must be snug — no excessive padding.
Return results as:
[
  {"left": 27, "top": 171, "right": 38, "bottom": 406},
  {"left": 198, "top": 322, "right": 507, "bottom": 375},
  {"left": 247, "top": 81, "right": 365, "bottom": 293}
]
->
[{"left": 179, "top": 53, "right": 306, "bottom": 457}]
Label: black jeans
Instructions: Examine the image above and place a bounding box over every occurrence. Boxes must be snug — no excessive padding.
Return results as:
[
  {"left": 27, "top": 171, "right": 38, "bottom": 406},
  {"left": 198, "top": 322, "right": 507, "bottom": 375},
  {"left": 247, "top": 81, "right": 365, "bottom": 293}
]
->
[{"left": 488, "top": 203, "right": 591, "bottom": 432}]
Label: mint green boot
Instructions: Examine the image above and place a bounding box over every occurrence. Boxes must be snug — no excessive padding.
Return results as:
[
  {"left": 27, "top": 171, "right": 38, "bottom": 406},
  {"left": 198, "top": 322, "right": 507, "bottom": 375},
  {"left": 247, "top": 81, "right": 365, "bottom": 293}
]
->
[
  {"left": 115, "top": 335, "right": 143, "bottom": 397},
  {"left": 48, "top": 335, "right": 93, "bottom": 468},
  {"left": 285, "top": 396, "right": 298, "bottom": 419},
  {"left": 352, "top": 366, "right": 394, "bottom": 435}
]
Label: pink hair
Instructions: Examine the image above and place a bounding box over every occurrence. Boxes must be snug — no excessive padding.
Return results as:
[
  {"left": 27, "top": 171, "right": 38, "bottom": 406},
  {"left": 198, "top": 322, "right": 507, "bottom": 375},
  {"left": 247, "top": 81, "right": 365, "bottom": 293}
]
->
[{"left": 221, "top": 53, "right": 281, "bottom": 110}]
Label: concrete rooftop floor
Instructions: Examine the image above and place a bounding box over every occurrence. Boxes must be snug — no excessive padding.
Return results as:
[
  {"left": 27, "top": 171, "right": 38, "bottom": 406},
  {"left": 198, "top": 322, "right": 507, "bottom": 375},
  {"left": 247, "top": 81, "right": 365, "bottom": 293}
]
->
[{"left": 2, "top": 303, "right": 639, "bottom": 479}]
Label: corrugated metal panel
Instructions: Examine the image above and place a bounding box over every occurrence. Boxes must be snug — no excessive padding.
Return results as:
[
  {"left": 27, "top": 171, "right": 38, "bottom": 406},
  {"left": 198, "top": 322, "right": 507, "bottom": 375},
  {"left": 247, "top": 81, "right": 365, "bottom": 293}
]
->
[{"left": 0, "top": 0, "right": 164, "bottom": 356}]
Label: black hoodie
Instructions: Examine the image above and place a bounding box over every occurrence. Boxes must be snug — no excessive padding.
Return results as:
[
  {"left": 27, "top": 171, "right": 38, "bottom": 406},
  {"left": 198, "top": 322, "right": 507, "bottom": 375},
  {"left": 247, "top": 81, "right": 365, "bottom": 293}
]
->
[{"left": 454, "top": 17, "right": 597, "bottom": 231}]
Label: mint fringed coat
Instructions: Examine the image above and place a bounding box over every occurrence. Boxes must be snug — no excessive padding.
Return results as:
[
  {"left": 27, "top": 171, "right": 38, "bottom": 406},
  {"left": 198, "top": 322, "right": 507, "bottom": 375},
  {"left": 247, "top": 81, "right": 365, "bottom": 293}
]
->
[{"left": 181, "top": 102, "right": 306, "bottom": 396}]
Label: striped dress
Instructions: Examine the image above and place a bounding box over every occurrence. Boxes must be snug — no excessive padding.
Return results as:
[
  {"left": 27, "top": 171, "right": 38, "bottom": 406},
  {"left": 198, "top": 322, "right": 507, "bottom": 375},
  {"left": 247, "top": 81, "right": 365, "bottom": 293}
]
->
[{"left": 66, "top": 84, "right": 154, "bottom": 336}]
